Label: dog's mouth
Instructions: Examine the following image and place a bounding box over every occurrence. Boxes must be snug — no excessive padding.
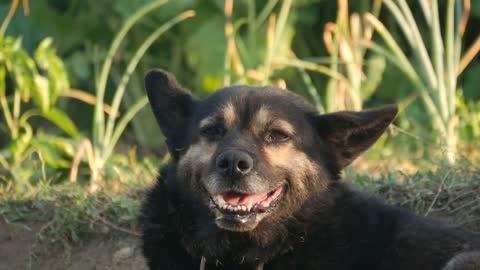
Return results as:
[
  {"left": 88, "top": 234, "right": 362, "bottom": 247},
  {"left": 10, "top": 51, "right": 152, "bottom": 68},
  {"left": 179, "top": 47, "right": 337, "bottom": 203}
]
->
[{"left": 209, "top": 184, "right": 286, "bottom": 231}]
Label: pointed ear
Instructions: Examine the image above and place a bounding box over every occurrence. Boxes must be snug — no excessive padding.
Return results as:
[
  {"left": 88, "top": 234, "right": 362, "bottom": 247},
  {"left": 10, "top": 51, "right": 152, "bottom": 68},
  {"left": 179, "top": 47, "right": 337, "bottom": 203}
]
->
[
  {"left": 145, "top": 69, "right": 195, "bottom": 147},
  {"left": 311, "top": 105, "right": 398, "bottom": 168}
]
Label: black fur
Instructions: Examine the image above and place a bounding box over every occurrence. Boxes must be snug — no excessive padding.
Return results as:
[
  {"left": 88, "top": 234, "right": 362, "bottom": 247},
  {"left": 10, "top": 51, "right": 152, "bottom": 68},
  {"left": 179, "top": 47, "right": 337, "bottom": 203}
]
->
[{"left": 139, "top": 69, "right": 480, "bottom": 270}]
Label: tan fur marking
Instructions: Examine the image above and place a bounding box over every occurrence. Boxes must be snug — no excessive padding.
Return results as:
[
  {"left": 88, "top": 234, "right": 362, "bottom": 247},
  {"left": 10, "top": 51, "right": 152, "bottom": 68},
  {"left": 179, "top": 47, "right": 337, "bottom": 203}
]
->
[
  {"left": 270, "top": 120, "right": 295, "bottom": 135},
  {"left": 177, "top": 140, "right": 217, "bottom": 201},
  {"left": 222, "top": 103, "right": 237, "bottom": 127},
  {"left": 199, "top": 116, "right": 216, "bottom": 129},
  {"left": 263, "top": 144, "right": 327, "bottom": 195},
  {"left": 253, "top": 106, "right": 271, "bottom": 127}
]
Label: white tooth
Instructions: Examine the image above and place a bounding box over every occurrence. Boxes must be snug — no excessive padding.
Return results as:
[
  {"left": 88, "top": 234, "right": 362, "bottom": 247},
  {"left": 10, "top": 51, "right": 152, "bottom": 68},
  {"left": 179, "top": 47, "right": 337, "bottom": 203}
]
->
[
  {"left": 241, "top": 205, "right": 247, "bottom": 212},
  {"left": 227, "top": 205, "right": 234, "bottom": 211},
  {"left": 216, "top": 195, "right": 226, "bottom": 206},
  {"left": 246, "top": 199, "right": 253, "bottom": 211}
]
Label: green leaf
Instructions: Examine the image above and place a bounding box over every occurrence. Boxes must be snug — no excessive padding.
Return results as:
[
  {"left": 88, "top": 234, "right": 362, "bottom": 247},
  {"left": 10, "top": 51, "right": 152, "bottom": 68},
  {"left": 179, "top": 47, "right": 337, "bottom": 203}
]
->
[
  {"left": 11, "top": 49, "right": 37, "bottom": 100},
  {"left": 9, "top": 131, "right": 32, "bottom": 164},
  {"left": 31, "top": 138, "right": 71, "bottom": 168},
  {"left": 42, "top": 108, "right": 79, "bottom": 138},
  {"left": 32, "top": 75, "right": 50, "bottom": 113},
  {"left": 37, "top": 135, "right": 77, "bottom": 158},
  {"left": 0, "top": 66, "right": 5, "bottom": 97},
  {"left": 34, "top": 37, "right": 70, "bottom": 103},
  {"left": 362, "top": 55, "right": 386, "bottom": 101}
]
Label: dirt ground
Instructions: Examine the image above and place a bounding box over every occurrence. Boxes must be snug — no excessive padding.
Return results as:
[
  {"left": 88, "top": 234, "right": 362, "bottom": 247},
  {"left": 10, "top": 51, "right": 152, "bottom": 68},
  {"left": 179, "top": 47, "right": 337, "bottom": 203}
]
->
[
  {"left": 1, "top": 211, "right": 478, "bottom": 270},
  {"left": 0, "top": 220, "right": 148, "bottom": 270}
]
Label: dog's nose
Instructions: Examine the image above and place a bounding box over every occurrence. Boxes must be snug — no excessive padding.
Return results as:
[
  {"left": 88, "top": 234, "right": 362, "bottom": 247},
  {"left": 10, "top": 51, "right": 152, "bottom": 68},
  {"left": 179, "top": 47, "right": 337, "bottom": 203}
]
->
[{"left": 215, "top": 150, "right": 253, "bottom": 177}]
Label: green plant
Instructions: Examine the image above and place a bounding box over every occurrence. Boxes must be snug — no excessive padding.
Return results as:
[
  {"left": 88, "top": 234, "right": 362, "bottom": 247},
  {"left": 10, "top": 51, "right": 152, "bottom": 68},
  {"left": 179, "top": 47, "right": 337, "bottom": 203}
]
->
[
  {"left": 220, "top": 0, "right": 294, "bottom": 87},
  {"left": 0, "top": 0, "right": 80, "bottom": 192},
  {"left": 220, "top": 1, "right": 388, "bottom": 115},
  {"left": 75, "top": 0, "right": 194, "bottom": 192},
  {"left": 364, "top": 0, "right": 480, "bottom": 163},
  {"left": 321, "top": 0, "right": 385, "bottom": 112}
]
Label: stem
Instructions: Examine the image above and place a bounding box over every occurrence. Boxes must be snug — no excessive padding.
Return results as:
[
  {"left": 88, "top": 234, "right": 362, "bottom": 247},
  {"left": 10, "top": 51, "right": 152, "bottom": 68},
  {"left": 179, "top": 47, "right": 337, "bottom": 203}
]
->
[
  {"left": 298, "top": 68, "right": 325, "bottom": 113},
  {"left": 12, "top": 90, "right": 21, "bottom": 139},
  {"left": 255, "top": 0, "right": 279, "bottom": 29},
  {"left": 101, "top": 96, "right": 149, "bottom": 163},
  {"left": 102, "top": 10, "right": 194, "bottom": 148},
  {"left": 247, "top": 0, "right": 256, "bottom": 64},
  {"left": 262, "top": 14, "right": 276, "bottom": 84},
  {"left": 0, "top": 97, "right": 15, "bottom": 139},
  {"left": 223, "top": 0, "right": 234, "bottom": 86},
  {"left": 431, "top": 0, "right": 448, "bottom": 122},
  {"left": 0, "top": 0, "right": 19, "bottom": 37},
  {"left": 273, "top": 0, "right": 292, "bottom": 51},
  {"left": 445, "top": 0, "right": 457, "bottom": 120},
  {"left": 364, "top": 14, "right": 446, "bottom": 135},
  {"left": 93, "top": 0, "right": 167, "bottom": 148},
  {"left": 274, "top": 58, "right": 353, "bottom": 90},
  {"left": 457, "top": 35, "right": 480, "bottom": 76},
  {"left": 397, "top": 0, "right": 438, "bottom": 91}
]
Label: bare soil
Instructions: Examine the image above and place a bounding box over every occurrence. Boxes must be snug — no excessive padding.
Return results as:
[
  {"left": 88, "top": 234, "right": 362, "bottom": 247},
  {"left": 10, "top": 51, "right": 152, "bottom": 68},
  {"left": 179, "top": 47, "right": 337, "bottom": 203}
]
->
[{"left": 0, "top": 220, "right": 148, "bottom": 270}]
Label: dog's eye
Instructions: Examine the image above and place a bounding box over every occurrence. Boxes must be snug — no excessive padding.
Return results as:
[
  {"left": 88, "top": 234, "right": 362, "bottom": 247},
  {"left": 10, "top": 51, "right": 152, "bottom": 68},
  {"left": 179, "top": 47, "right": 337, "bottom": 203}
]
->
[
  {"left": 201, "top": 125, "right": 225, "bottom": 140},
  {"left": 264, "top": 130, "right": 290, "bottom": 144}
]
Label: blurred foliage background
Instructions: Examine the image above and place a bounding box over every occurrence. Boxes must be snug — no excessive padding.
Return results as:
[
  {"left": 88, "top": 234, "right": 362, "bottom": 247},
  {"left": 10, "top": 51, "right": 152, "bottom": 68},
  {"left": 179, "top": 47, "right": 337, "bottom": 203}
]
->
[{"left": 0, "top": 0, "right": 480, "bottom": 193}]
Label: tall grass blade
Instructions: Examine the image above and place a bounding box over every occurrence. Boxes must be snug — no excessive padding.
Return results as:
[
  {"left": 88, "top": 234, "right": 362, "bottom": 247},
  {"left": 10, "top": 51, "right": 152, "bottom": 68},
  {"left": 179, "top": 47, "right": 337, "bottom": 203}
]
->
[
  {"left": 457, "top": 35, "right": 480, "bottom": 76},
  {"left": 431, "top": 0, "right": 448, "bottom": 121},
  {"left": 93, "top": 0, "right": 167, "bottom": 147},
  {"left": 445, "top": 0, "right": 457, "bottom": 117},
  {"left": 397, "top": 0, "right": 438, "bottom": 91},
  {"left": 102, "top": 96, "right": 149, "bottom": 162},
  {"left": 274, "top": 58, "right": 352, "bottom": 89},
  {"left": 364, "top": 14, "right": 446, "bottom": 134},
  {"left": 298, "top": 68, "right": 325, "bottom": 113},
  {"left": 256, "top": 0, "right": 279, "bottom": 29},
  {"left": 103, "top": 10, "right": 195, "bottom": 148}
]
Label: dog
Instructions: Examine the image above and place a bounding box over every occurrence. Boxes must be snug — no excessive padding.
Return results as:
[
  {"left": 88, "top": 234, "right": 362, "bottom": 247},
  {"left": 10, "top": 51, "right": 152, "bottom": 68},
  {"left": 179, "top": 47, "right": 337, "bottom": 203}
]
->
[{"left": 139, "top": 69, "right": 480, "bottom": 270}]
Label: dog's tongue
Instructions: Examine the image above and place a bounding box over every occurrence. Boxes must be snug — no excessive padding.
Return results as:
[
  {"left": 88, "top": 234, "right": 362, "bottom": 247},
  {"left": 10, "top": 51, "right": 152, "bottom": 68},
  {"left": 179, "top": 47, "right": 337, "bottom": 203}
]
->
[{"left": 222, "top": 191, "right": 268, "bottom": 206}]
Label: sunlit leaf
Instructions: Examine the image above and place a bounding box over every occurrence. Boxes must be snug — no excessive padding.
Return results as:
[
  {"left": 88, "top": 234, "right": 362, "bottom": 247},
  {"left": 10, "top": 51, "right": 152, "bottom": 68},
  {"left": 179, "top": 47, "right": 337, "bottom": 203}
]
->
[
  {"left": 362, "top": 55, "right": 386, "bottom": 101},
  {"left": 9, "top": 130, "right": 32, "bottom": 164},
  {"left": 32, "top": 74, "right": 50, "bottom": 112},
  {"left": 34, "top": 37, "right": 70, "bottom": 104},
  {"left": 0, "top": 66, "right": 5, "bottom": 97},
  {"left": 42, "top": 108, "right": 79, "bottom": 138},
  {"left": 8, "top": 41, "right": 38, "bottom": 102},
  {"left": 31, "top": 138, "right": 71, "bottom": 168}
]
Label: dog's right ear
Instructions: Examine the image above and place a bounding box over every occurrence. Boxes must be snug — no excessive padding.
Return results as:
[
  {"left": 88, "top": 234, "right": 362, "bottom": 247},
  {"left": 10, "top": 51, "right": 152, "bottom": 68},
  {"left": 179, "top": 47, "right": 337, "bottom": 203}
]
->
[{"left": 145, "top": 69, "right": 196, "bottom": 151}]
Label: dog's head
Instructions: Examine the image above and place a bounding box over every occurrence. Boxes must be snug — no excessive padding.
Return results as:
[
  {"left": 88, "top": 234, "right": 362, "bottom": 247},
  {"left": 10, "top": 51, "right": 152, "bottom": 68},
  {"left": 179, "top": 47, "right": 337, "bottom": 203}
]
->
[{"left": 145, "top": 69, "right": 397, "bottom": 232}]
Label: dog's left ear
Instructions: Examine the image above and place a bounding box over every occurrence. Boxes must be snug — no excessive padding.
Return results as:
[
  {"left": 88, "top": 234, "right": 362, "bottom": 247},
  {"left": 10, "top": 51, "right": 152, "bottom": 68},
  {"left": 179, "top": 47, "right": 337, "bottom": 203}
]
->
[
  {"left": 311, "top": 105, "right": 398, "bottom": 168},
  {"left": 145, "top": 69, "right": 196, "bottom": 157}
]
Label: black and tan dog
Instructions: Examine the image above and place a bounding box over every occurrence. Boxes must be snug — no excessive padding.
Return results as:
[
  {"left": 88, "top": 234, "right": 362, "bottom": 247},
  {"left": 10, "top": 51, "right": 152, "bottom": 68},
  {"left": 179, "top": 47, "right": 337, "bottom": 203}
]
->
[{"left": 139, "top": 69, "right": 480, "bottom": 270}]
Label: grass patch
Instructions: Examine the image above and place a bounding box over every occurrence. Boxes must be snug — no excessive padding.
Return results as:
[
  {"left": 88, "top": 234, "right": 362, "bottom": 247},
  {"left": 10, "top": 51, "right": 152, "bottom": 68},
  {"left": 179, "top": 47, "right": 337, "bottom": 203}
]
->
[
  {"left": 0, "top": 155, "right": 159, "bottom": 268},
  {"left": 1, "top": 157, "right": 479, "bottom": 268},
  {"left": 349, "top": 159, "right": 480, "bottom": 231}
]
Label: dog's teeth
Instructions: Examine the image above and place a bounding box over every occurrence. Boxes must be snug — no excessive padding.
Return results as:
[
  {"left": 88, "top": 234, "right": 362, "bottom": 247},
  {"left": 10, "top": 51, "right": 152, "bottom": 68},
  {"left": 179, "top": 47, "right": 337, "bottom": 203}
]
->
[
  {"left": 246, "top": 199, "right": 253, "bottom": 211},
  {"left": 241, "top": 205, "right": 247, "bottom": 212},
  {"left": 260, "top": 200, "right": 270, "bottom": 208}
]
